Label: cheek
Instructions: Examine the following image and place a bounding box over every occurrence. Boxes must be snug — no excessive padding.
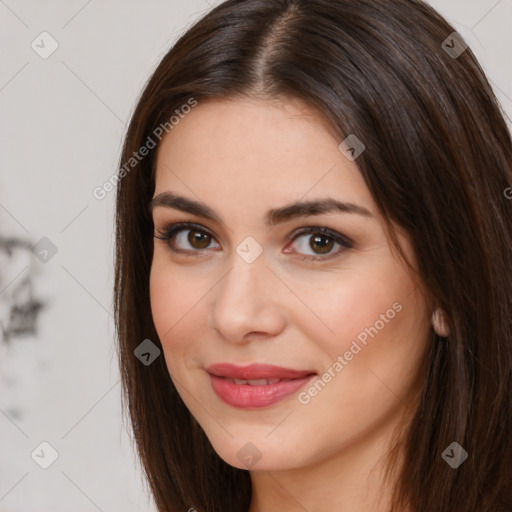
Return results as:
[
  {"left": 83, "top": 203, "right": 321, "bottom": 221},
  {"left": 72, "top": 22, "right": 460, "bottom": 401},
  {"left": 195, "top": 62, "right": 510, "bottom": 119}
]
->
[
  {"left": 149, "top": 262, "right": 191, "bottom": 354},
  {"left": 291, "top": 263, "right": 429, "bottom": 411},
  {"left": 297, "top": 278, "right": 429, "bottom": 431},
  {"left": 150, "top": 263, "right": 176, "bottom": 336},
  {"left": 289, "top": 263, "right": 417, "bottom": 359},
  {"left": 149, "top": 259, "right": 214, "bottom": 374}
]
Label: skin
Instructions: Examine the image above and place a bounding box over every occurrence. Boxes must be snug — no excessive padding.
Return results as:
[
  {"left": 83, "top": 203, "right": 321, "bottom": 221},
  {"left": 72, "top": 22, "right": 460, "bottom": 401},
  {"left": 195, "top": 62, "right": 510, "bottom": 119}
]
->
[{"left": 149, "top": 97, "right": 431, "bottom": 512}]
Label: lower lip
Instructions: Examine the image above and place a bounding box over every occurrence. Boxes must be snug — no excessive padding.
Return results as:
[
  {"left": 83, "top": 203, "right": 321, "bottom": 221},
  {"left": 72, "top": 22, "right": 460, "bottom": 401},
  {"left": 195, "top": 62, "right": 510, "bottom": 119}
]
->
[{"left": 209, "top": 374, "right": 316, "bottom": 409}]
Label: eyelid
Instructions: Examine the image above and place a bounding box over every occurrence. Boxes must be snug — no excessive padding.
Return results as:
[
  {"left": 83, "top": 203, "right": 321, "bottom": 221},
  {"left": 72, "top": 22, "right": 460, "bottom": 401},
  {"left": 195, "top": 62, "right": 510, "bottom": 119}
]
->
[
  {"left": 154, "top": 221, "right": 219, "bottom": 253},
  {"left": 154, "top": 221, "right": 352, "bottom": 259},
  {"left": 289, "top": 226, "right": 353, "bottom": 247},
  {"left": 286, "top": 226, "right": 352, "bottom": 261}
]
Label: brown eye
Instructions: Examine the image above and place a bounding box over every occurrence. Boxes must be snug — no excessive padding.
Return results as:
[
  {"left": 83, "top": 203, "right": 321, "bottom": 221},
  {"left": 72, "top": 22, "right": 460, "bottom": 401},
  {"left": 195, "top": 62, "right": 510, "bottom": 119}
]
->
[
  {"left": 289, "top": 226, "right": 352, "bottom": 261},
  {"left": 155, "top": 222, "right": 352, "bottom": 261},
  {"left": 309, "top": 234, "right": 334, "bottom": 254},
  {"left": 188, "top": 230, "right": 211, "bottom": 249},
  {"left": 154, "top": 222, "right": 220, "bottom": 253}
]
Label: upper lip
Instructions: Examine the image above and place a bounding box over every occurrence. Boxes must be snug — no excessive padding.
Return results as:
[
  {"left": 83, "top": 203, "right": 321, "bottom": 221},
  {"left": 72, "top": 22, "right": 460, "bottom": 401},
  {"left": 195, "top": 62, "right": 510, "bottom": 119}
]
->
[{"left": 206, "top": 363, "right": 317, "bottom": 380}]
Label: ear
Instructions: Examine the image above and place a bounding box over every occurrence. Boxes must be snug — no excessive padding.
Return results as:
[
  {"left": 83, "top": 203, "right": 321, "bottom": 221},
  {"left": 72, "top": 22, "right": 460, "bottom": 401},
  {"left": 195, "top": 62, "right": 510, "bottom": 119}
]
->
[{"left": 431, "top": 308, "right": 450, "bottom": 337}]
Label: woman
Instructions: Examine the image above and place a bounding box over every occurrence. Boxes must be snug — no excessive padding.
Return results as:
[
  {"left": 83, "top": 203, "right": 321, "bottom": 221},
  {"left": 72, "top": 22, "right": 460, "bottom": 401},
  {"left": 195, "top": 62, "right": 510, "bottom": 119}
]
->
[{"left": 114, "top": 0, "right": 512, "bottom": 510}]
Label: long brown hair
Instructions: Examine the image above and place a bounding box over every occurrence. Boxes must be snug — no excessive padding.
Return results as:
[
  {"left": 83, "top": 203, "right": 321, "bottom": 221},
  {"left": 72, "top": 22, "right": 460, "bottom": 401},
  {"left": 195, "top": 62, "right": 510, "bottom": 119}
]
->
[{"left": 114, "top": 1, "right": 512, "bottom": 510}]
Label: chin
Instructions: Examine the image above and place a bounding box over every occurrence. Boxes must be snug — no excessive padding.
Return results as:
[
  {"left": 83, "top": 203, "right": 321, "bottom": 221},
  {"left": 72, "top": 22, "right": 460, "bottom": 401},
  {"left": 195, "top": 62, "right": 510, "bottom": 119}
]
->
[{"left": 207, "top": 435, "right": 307, "bottom": 472}]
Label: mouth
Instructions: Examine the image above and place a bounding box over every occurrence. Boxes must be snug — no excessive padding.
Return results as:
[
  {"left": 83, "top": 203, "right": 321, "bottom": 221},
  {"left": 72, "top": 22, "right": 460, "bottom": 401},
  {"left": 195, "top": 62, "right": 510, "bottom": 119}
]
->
[{"left": 205, "top": 363, "right": 317, "bottom": 408}]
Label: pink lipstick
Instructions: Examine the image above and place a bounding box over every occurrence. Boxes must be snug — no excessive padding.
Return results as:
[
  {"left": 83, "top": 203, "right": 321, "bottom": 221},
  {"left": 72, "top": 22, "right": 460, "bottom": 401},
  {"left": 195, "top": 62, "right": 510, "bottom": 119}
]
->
[{"left": 206, "top": 363, "right": 317, "bottom": 409}]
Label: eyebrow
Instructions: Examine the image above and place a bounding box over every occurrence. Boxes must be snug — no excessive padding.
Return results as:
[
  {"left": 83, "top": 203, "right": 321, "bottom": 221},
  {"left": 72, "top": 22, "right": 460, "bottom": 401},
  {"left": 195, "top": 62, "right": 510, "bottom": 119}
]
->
[{"left": 147, "top": 192, "right": 373, "bottom": 226}]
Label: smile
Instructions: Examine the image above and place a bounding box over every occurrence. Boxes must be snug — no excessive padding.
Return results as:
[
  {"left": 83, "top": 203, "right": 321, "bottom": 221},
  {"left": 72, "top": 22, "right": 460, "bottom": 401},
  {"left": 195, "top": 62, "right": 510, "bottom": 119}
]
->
[{"left": 206, "top": 363, "right": 317, "bottom": 408}]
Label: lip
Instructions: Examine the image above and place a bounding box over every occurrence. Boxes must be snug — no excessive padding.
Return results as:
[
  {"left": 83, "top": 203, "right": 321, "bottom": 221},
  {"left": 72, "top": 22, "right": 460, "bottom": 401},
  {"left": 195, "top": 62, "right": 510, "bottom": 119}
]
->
[
  {"left": 206, "top": 363, "right": 317, "bottom": 409},
  {"left": 206, "top": 363, "right": 316, "bottom": 380}
]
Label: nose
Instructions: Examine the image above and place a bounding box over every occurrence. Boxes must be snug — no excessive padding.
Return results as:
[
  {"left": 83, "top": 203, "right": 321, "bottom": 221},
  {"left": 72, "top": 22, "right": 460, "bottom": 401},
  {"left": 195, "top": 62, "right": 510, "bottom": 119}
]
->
[{"left": 209, "top": 249, "right": 286, "bottom": 344}]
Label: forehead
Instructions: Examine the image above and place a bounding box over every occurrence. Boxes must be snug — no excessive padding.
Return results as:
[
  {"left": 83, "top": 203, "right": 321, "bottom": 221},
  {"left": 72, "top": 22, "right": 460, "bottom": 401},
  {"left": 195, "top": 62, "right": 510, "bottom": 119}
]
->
[{"left": 153, "top": 97, "right": 375, "bottom": 216}]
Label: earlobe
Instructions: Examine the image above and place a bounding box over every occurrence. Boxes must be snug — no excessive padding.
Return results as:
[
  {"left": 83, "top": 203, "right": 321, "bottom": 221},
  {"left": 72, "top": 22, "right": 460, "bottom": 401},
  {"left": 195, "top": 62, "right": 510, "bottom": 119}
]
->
[{"left": 431, "top": 308, "right": 450, "bottom": 337}]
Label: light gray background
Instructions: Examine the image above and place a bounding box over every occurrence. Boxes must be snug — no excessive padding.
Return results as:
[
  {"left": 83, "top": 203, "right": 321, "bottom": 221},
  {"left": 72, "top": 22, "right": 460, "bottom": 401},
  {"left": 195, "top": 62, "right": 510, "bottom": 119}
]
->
[{"left": 0, "top": 1, "right": 510, "bottom": 511}]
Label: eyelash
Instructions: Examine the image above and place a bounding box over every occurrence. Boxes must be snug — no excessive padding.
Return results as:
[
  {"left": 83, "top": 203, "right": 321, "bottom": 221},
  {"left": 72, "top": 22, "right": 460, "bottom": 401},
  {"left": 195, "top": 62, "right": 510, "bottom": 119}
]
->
[{"left": 153, "top": 221, "right": 353, "bottom": 261}]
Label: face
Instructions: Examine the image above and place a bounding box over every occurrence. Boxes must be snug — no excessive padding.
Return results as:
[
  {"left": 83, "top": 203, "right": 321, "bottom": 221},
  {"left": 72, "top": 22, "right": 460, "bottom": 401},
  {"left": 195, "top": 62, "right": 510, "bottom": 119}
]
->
[{"left": 149, "top": 97, "right": 431, "bottom": 472}]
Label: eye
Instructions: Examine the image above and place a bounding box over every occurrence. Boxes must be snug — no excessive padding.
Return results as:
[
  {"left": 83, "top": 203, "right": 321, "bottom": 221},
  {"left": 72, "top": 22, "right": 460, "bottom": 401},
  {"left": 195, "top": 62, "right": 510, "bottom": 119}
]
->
[
  {"left": 154, "top": 222, "right": 220, "bottom": 253},
  {"left": 287, "top": 226, "right": 352, "bottom": 261},
  {"left": 154, "top": 222, "right": 352, "bottom": 261}
]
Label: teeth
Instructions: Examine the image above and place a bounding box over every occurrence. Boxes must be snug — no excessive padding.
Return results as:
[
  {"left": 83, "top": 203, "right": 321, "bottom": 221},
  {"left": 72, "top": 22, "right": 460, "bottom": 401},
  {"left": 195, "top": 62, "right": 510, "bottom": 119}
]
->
[
  {"left": 229, "top": 377, "right": 283, "bottom": 385},
  {"left": 248, "top": 379, "right": 270, "bottom": 386}
]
